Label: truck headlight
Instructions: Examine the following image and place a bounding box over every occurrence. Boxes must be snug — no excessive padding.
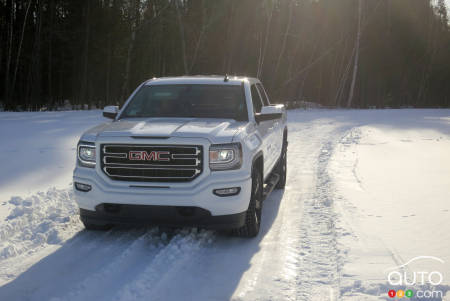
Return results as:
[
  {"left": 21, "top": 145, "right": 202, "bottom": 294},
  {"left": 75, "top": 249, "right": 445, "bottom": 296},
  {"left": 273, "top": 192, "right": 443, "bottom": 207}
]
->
[
  {"left": 209, "top": 143, "right": 242, "bottom": 171},
  {"left": 78, "top": 142, "right": 96, "bottom": 167}
]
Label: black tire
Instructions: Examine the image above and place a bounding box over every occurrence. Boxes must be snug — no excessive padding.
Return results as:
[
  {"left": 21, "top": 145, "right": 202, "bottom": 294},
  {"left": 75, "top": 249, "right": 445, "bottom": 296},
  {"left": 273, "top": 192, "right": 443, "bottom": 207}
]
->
[
  {"left": 234, "top": 167, "right": 263, "bottom": 238},
  {"left": 82, "top": 221, "right": 112, "bottom": 231},
  {"left": 275, "top": 136, "right": 287, "bottom": 189}
]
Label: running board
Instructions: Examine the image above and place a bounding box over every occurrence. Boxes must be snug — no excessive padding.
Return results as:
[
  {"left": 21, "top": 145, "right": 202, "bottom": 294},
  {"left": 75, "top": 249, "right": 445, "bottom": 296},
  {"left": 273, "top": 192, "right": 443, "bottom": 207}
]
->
[{"left": 263, "top": 173, "right": 280, "bottom": 200}]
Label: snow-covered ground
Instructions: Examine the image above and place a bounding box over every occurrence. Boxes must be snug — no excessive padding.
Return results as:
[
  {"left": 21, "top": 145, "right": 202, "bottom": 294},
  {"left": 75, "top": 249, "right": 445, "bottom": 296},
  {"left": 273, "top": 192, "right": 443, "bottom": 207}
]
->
[
  {"left": 0, "top": 109, "right": 449, "bottom": 300},
  {"left": 0, "top": 111, "right": 104, "bottom": 212}
]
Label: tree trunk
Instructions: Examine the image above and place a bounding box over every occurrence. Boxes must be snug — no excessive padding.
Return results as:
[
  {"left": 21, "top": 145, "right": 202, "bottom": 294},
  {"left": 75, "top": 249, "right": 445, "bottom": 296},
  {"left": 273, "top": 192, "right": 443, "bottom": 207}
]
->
[
  {"left": 27, "top": 0, "right": 43, "bottom": 110},
  {"left": 189, "top": 0, "right": 207, "bottom": 74},
  {"left": 105, "top": 33, "right": 112, "bottom": 105},
  {"left": 175, "top": 0, "right": 188, "bottom": 75},
  {"left": 48, "top": 0, "right": 55, "bottom": 108},
  {"left": 257, "top": 2, "right": 274, "bottom": 79},
  {"left": 417, "top": 12, "right": 438, "bottom": 106},
  {"left": 346, "top": 0, "right": 362, "bottom": 108},
  {"left": 273, "top": 0, "right": 293, "bottom": 84},
  {"left": 11, "top": 0, "right": 32, "bottom": 102},
  {"left": 335, "top": 42, "right": 355, "bottom": 107},
  {"left": 223, "top": 1, "right": 235, "bottom": 73},
  {"left": 80, "top": 0, "right": 90, "bottom": 105},
  {"left": 121, "top": 0, "right": 140, "bottom": 102},
  {"left": 3, "top": 0, "right": 14, "bottom": 108}
]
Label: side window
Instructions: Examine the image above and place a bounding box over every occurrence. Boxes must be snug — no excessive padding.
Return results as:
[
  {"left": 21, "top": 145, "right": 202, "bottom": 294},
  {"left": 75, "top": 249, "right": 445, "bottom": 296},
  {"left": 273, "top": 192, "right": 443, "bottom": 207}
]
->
[
  {"left": 251, "top": 84, "right": 263, "bottom": 114},
  {"left": 256, "top": 83, "right": 270, "bottom": 106}
]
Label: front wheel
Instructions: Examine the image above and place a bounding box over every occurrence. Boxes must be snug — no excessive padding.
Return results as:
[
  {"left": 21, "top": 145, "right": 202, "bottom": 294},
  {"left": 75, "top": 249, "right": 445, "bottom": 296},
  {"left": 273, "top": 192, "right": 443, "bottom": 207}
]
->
[
  {"left": 234, "top": 168, "right": 263, "bottom": 238},
  {"left": 275, "top": 139, "right": 287, "bottom": 189}
]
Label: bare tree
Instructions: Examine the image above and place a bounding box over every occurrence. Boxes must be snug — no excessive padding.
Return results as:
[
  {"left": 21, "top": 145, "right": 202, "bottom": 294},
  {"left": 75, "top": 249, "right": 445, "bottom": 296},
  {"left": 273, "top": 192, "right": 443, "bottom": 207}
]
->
[
  {"left": 121, "top": 0, "right": 140, "bottom": 102},
  {"left": 80, "top": 0, "right": 91, "bottom": 104},
  {"left": 273, "top": 0, "right": 294, "bottom": 85},
  {"left": 175, "top": 0, "right": 188, "bottom": 75},
  {"left": 47, "top": 0, "right": 55, "bottom": 108},
  {"left": 257, "top": 1, "right": 274, "bottom": 79},
  {"left": 3, "top": 0, "right": 14, "bottom": 107},
  {"left": 346, "top": 0, "right": 362, "bottom": 108},
  {"left": 188, "top": 0, "right": 209, "bottom": 74},
  {"left": 11, "top": 0, "right": 33, "bottom": 101}
]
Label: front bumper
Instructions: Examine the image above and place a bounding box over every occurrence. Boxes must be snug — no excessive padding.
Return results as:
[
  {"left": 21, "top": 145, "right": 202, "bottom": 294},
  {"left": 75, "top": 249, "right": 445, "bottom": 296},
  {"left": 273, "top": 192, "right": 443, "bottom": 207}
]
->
[
  {"left": 80, "top": 204, "right": 246, "bottom": 229},
  {"left": 73, "top": 165, "right": 252, "bottom": 218}
]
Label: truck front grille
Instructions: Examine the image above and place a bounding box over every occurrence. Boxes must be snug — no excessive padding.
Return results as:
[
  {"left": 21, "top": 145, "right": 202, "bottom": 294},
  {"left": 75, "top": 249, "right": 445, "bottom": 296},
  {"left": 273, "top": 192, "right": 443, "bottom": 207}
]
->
[{"left": 100, "top": 144, "right": 203, "bottom": 182}]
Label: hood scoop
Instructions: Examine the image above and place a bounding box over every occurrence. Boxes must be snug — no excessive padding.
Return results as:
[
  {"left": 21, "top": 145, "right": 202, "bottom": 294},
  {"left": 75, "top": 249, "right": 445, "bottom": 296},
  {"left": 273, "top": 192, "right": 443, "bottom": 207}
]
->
[{"left": 130, "top": 136, "right": 170, "bottom": 139}]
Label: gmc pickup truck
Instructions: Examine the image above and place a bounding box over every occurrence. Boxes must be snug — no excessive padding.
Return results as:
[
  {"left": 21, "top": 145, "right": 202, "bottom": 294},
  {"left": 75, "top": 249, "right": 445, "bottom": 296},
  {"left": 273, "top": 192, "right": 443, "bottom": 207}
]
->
[{"left": 73, "top": 76, "right": 287, "bottom": 237}]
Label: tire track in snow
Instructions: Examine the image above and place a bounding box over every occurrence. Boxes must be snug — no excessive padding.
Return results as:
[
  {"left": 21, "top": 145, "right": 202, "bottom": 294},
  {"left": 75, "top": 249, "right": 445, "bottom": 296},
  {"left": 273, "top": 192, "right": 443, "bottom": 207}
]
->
[
  {"left": 0, "top": 228, "right": 154, "bottom": 300},
  {"left": 1, "top": 225, "right": 214, "bottom": 300},
  {"left": 230, "top": 121, "right": 326, "bottom": 301},
  {"left": 232, "top": 119, "right": 351, "bottom": 301},
  {"left": 51, "top": 228, "right": 166, "bottom": 301},
  {"left": 295, "top": 129, "right": 350, "bottom": 301},
  {"left": 50, "top": 229, "right": 158, "bottom": 301},
  {"left": 113, "top": 229, "right": 214, "bottom": 301}
]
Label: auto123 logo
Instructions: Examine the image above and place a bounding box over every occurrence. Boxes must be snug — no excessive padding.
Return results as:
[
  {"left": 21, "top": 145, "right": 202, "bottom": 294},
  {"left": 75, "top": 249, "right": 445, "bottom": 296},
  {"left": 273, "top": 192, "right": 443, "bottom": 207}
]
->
[{"left": 385, "top": 256, "right": 445, "bottom": 299}]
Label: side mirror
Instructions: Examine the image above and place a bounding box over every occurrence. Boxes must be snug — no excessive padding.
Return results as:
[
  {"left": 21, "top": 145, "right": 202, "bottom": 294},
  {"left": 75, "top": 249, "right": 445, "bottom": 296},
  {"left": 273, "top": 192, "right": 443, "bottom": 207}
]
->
[
  {"left": 255, "top": 105, "right": 284, "bottom": 123},
  {"left": 103, "top": 106, "right": 119, "bottom": 119}
]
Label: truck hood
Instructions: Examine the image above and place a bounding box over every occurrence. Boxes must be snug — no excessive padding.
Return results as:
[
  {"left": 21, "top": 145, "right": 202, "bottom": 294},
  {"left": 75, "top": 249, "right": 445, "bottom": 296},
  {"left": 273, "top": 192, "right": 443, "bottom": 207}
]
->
[{"left": 82, "top": 118, "right": 246, "bottom": 144}]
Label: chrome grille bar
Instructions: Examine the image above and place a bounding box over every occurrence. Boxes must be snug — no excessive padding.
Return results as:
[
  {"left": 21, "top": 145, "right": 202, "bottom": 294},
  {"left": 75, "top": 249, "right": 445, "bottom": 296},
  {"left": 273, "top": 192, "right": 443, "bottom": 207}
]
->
[{"left": 100, "top": 144, "right": 203, "bottom": 182}]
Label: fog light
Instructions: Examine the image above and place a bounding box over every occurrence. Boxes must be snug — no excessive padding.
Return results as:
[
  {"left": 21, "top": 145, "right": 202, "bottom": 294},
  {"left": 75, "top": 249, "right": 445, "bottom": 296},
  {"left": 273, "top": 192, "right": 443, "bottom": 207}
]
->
[
  {"left": 75, "top": 182, "right": 92, "bottom": 192},
  {"left": 213, "top": 187, "right": 241, "bottom": 197}
]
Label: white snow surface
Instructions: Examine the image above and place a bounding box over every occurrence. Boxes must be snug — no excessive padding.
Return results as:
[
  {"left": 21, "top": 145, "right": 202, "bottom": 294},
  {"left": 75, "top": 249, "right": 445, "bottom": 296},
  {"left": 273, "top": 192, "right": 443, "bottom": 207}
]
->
[{"left": 0, "top": 109, "right": 449, "bottom": 300}]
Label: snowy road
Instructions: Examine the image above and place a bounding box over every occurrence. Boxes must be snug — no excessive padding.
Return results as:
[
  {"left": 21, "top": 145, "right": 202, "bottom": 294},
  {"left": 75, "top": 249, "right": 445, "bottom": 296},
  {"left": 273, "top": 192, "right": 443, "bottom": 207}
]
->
[{"left": 0, "top": 109, "right": 449, "bottom": 300}]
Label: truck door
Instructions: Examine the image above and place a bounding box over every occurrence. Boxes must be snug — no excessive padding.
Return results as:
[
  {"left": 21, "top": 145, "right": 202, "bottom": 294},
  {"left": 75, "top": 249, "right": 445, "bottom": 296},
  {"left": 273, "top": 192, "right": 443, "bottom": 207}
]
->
[
  {"left": 251, "top": 84, "right": 272, "bottom": 179},
  {"left": 256, "top": 83, "right": 282, "bottom": 173}
]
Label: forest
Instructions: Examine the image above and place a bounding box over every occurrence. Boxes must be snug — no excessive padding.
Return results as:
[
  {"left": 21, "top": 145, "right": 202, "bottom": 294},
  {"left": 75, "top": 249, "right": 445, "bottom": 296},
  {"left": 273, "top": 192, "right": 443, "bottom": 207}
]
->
[{"left": 0, "top": 0, "right": 449, "bottom": 111}]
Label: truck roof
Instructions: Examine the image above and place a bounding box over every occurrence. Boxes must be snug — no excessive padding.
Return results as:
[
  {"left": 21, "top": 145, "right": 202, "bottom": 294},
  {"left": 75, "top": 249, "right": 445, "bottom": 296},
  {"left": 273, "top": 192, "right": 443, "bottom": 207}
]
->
[{"left": 145, "top": 75, "right": 259, "bottom": 86}]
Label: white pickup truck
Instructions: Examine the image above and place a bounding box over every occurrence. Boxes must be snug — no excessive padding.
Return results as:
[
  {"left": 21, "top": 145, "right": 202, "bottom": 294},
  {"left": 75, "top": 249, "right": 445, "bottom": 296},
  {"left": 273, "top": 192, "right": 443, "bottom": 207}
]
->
[{"left": 73, "top": 76, "right": 287, "bottom": 237}]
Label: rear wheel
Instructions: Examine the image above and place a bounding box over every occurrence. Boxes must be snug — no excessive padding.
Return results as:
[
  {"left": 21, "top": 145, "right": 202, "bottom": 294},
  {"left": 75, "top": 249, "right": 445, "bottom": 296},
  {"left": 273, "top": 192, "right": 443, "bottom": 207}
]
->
[
  {"left": 275, "top": 136, "right": 287, "bottom": 189},
  {"left": 234, "top": 167, "right": 263, "bottom": 238}
]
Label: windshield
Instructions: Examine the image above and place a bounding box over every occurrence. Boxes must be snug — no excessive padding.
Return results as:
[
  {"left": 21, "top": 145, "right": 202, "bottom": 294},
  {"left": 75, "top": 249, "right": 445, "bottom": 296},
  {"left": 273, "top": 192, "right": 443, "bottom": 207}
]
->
[{"left": 120, "top": 84, "right": 248, "bottom": 121}]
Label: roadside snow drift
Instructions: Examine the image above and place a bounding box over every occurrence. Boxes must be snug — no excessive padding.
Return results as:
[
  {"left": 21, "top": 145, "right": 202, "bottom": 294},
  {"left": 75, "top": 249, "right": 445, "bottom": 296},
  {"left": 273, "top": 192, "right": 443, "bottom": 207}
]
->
[{"left": 0, "top": 109, "right": 449, "bottom": 301}]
